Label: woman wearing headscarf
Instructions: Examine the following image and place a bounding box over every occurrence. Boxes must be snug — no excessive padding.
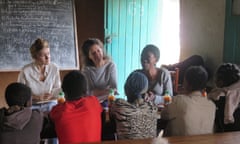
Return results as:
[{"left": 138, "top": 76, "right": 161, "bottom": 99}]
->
[
  {"left": 18, "top": 38, "right": 61, "bottom": 112},
  {"left": 110, "top": 71, "right": 158, "bottom": 140}
]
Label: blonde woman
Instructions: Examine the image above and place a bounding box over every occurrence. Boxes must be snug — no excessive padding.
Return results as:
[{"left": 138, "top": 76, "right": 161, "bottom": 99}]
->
[{"left": 18, "top": 38, "right": 61, "bottom": 112}]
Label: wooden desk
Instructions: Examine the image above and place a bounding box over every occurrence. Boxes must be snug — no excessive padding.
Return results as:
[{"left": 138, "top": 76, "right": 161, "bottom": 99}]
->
[
  {"left": 166, "top": 132, "right": 240, "bottom": 144},
  {"left": 82, "top": 131, "right": 240, "bottom": 144}
]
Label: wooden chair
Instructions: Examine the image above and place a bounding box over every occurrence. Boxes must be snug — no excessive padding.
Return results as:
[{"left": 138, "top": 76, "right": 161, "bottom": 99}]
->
[{"left": 170, "top": 68, "right": 179, "bottom": 95}]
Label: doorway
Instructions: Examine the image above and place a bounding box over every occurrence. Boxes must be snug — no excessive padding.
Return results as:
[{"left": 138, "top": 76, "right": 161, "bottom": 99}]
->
[{"left": 104, "top": 0, "right": 180, "bottom": 98}]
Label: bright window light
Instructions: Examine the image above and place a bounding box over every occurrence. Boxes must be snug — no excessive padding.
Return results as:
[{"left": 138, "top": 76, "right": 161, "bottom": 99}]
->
[{"left": 159, "top": 0, "right": 180, "bottom": 65}]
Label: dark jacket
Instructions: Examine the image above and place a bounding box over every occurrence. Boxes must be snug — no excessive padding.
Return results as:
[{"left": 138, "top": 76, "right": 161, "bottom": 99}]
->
[{"left": 0, "top": 107, "right": 43, "bottom": 144}]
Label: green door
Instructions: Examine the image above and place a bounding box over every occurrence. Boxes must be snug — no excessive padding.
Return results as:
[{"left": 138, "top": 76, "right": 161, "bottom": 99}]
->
[
  {"left": 104, "top": 0, "right": 163, "bottom": 98},
  {"left": 224, "top": 0, "right": 240, "bottom": 63}
]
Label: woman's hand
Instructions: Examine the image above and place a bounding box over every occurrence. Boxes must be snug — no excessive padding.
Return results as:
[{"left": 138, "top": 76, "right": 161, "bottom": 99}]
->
[
  {"left": 92, "top": 89, "right": 109, "bottom": 97},
  {"left": 32, "top": 93, "right": 54, "bottom": 102},
  {"left": 42, "top": 93, "right": 54, "bottom": 100},
  {"left": 144, "top": 91, "right": 156, "bottom": 102}
]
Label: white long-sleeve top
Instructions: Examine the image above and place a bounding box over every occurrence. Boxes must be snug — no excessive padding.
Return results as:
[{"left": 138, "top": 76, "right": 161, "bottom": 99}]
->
[{"left": 18, "top": 62, "right": 61, "bottom": 98}]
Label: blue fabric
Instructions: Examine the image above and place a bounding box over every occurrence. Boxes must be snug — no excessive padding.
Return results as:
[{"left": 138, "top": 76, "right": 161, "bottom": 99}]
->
[
  {"left": 101, "top": 100, "right": 108, "bottom": 109},
  {"left": 32, "top": 101, "right": 57, "bottom": 112},
  {"left": 124, "top": 72, "right": 148, "bottom": 100}
]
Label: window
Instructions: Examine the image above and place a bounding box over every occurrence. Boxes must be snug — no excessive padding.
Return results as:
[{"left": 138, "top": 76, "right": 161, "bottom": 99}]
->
[{"left": 159, "top": 0, "right": 180, "bottom": 65}]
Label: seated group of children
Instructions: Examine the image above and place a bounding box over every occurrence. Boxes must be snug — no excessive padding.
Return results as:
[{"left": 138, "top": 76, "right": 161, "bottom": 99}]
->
[
  {"left": 1, "top": 63, "right": 240, "bottom": 144},
  {"left": 0, "top": 71, "right": 102, "bottom": 144}
]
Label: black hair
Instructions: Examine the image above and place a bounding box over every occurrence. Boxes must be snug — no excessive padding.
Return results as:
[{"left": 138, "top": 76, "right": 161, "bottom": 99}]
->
[
  {"left": 62, "top": 70, "right": 87, "bottom": 100},
  {"left": 141, "top": 44, "right": 160, "bottom": 64},
  {"left": 5, "top": 82, "right": 31, "bottom": 107},
  {"left": 216, "top": 63, "right": 240, "bottom": 87},
  {"left": 184, "top": 66, "right": 208, "bottom": 91}
]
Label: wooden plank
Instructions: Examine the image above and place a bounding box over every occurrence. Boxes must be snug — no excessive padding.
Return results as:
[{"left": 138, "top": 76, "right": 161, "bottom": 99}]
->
[
  {"left": 124, "top": 1, "right": 134, "bottom": 84},
  {"left": 111, "top": 0, "right": 119, "bottom": 62},
  {"left": 139, "top": 0, "right": 149, "bottom": 56},
  {"left": 223, "top": 0, "right": 240, "bottom": 63},
  {"left": 105, "top": 0, "right": 113, "bottom": 55},
  {"left": 81, "top": 131, "right": 240, "bottom": 144},
  {"left": 117, "top": 0, "right": 127, "bottom": 98},
  {"left": 131, "top": 0, "right": 141, "bottom": 69}
]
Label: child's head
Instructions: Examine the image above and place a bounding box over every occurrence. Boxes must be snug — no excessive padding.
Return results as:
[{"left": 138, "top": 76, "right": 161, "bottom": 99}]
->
[
  {"left": 62, "top": 70, "right": 87, "bottom": 100},
  {"left": 5, "top": 82, "right": 31, "bottom": 107},
  {"left": 215, "top": 63, "right": 240, "bottom": 88},
  {"left": 183, "top": 66, "right": 208, "bottom": 92},
  {"left": 124, "top": 71, "right": 148, "bottom": 103}
]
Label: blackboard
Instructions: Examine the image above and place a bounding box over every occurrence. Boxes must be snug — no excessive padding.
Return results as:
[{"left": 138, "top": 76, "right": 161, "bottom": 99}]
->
[{"left": 0, "top": 0, "right": 79, "bottom": 71}]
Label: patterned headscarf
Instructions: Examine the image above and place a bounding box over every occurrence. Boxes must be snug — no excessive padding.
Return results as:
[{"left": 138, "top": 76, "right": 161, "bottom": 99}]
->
[{"left": 124, "top": 71, "right": 148, "bottom": 103}]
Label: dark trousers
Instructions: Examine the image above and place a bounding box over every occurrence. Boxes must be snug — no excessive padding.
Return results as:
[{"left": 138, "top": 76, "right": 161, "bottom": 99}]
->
[{"left": 214, "top": 96, "right": 240, "bottom": 132}]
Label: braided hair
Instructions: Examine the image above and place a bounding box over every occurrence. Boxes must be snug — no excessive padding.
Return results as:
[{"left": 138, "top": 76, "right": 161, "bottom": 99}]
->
[
  {"left": 124, "top": 71, "right": 148, "bottom": 103},
  {"left": 216, "top": 63, "right": 240, "bottom": 87}
]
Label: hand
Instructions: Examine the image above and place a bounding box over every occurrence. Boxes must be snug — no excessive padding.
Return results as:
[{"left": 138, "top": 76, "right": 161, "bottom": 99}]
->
[
  {"left": 93, "top": 89, "right": 109, "bottom": 97},
  {"left": 97, "top": 95, "right": 108, "bottom": 103},
  {"left": 113, "top": 88, "right": 119, "bottom": 95},
  {"left": 32, "top": 93, "right": 54, "bottom": 103},
  {"left": 41, "top": 93, "right": 54, "bottom": 101},
  {"left": 92, "top": 88, "right": 109, "bottom": 102},
  {"left": 144, "top": 91, "right": 156, "bottom": 102}
]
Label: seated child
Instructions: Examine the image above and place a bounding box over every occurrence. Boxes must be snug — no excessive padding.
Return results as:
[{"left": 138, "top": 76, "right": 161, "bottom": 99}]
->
[
  {"left": 110, "top": 71, "right": 158, "bottom": 140},
  {"left": 208, "top": 63, "right": 240, "bottom": 132},
  {"left": 50, "top": 70, "right": 102, "bottom": 144},
  {"left": 0, "top": 82, "right": 43, "bottom": 144},
  {"left": 161, "top": 66, "right": 216, "bottom": 136}
]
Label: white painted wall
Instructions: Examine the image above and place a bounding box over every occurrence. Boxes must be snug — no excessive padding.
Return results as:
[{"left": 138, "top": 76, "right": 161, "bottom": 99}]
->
[{"left": 180, "top": 0, "right": 225, "bottom": 76}]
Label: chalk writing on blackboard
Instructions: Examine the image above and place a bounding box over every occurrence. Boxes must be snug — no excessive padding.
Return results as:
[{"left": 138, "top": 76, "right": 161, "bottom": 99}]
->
[{"left": 0, "top": 0, "right": 79, "bottom": 71}]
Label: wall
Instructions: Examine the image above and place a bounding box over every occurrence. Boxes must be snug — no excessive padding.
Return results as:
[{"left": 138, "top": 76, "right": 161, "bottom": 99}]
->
[
  {"left": 0, "top": 0, "right": 104, "bottom": 108},
  {"left": 180, "top": 0, "right": 226, "bottom": 76},
  {"left": 223, "top": 0, "right": 240, "bottom": 63},
  {"left": 0, "top": 0, "right": 226, "bottom": 107}
]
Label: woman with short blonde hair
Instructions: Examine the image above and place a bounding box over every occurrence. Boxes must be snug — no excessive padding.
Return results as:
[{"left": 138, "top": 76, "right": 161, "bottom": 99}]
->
[{"left": 18, "top": 38, "right": 61, "bottom": 112}]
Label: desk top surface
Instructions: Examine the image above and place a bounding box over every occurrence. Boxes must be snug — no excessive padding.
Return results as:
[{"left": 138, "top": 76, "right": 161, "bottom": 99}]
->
[{"left": 82, "top": 131, "right": 240, "bottom": 144}]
